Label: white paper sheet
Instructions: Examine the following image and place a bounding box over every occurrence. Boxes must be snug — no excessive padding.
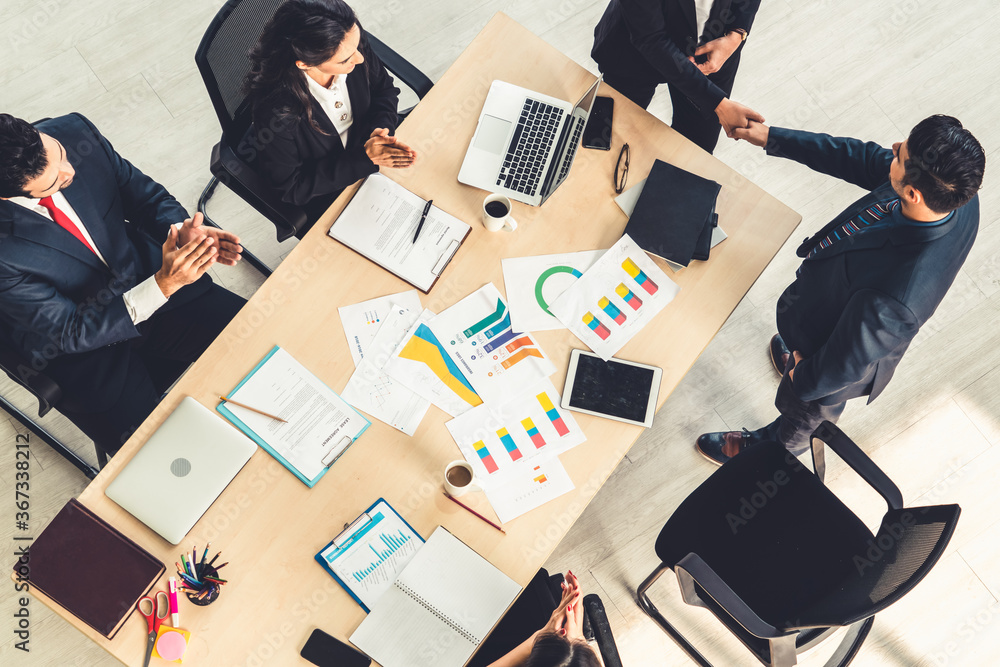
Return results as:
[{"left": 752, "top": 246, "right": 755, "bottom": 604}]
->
[
  {"left": 501, "top": 250, "right": 605, "bottom": 332},
  {"left": 445, "top": 377, "right": 585, "bottom": 484},
  {"left": 614, "top": 177, "right": 728, "bottom": 271},
  {"left": 338, "top": 290, "right": 422, "bottom": 366},
  {"left": 384, "top": 312, "right": 483, "bottom": 417},
  {"left": 427, "top": 283, "right": 556, "bottom": 408},
  {"left": 341, "top": 303, "right": 431, "bottom": 435},
  {"left": 550, "top": 234, "right": 680, "bottom": 360},
  {"left": 483, "top": 458, "right": 575, "bottom": 523}
]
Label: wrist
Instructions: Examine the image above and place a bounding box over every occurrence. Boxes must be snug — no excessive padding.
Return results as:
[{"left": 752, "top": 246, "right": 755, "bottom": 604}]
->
[
  {"left": 726, "top": 28, "right": 747, "bottom": 44},
  {"left": 154, "top": 271, "right": 175, "bottom": 299}
]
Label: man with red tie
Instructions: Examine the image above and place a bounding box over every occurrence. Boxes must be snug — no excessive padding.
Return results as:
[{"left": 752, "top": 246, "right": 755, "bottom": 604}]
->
[{"left": 0, "top": 113, "right": 246, "bottom": 455}]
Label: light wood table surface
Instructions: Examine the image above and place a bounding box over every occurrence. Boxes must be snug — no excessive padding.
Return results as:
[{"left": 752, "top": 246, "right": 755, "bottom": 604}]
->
[{"left": 36, "top": 13, "right": 800, "bottom": 666}]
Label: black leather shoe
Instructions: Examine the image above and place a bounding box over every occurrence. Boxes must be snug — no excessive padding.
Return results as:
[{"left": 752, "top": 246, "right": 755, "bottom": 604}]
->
[
  {"left": 769, "top": 334, "right": 790, "bottom": 376},
  {"left": 696, "top": 429, "right": 755, "bottom": 466}
]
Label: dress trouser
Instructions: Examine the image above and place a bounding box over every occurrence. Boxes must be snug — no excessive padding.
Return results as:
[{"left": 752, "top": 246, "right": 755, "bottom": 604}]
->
[
  {"left": 58, "top": 283, "right": 246, "bottom": 456},
  {"left": 768, "top": 355, "right": 847, "bottom": 455},
  {"left": 598, "top": 47, "right": 743, "bottom": 155}
]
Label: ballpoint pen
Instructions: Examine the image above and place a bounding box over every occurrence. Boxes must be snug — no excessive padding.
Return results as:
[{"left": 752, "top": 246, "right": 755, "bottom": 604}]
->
[{"left": 412, "top": 199, "right": 432, "bottom": 243}]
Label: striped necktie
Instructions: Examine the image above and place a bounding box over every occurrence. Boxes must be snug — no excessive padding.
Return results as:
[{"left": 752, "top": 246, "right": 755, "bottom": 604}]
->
[
  {"left": 808, "top": 198, "right": 900, "bottom": 258},
  {"left": 37, "top": 196, "right": 98, "bottom": 256}
]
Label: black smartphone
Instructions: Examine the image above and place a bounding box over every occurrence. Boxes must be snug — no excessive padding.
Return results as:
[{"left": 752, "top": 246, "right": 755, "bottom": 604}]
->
[
  {"left": 582, "top": 96, "right": 614, "bottom": 150},
  {"left": 300, "top": 629, "right": 371, "bottom": 667}
]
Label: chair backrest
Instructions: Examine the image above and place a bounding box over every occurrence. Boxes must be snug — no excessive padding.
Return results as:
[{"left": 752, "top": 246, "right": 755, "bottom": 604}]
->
[
  {"left": 796, "top": 504, "right": 960, "bottom": 628},
  {"left": 195, "top": 0, "right": 287, "bottom": 142}
]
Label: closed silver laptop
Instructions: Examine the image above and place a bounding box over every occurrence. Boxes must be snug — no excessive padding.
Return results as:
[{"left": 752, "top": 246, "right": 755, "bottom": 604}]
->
[
  {"left": 106, "top": 397, "right": 256, "bottom": 545},
  {"left": 458, "top": 77, "right": 601, "bottom": 206}
]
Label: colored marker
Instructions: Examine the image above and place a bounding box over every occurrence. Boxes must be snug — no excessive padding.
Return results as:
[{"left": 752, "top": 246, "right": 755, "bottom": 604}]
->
[{"left": 168, "top": 577, "right": 180, "bottom": 627}]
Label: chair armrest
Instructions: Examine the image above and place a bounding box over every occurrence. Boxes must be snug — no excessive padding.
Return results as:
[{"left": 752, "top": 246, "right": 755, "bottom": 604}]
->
[
  {"left": 0, "top": 351, "right": 61, "bottom": 418},
  {"left": 366, "top": 34, "right": 433, "bottom": 99},
  {"left": 675, "top": 553, "right": 794, "bottom": 641},
  {"left": 209, "top": 142, "right": 308, "bottom": 243},
  {"left": 583, "top": 594, "right": 624, "bottom": 667},
  {"left": 810, "top": 421, "right": 903, "bottom": 511}
]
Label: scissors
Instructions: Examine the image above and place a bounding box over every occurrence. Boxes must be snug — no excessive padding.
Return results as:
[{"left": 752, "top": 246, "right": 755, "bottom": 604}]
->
[{"left": 137, "top": 590, "right": 169, "bottom": 667}]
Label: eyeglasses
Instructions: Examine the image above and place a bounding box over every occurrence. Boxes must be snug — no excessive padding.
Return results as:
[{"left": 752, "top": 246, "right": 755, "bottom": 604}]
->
[{"left": 614, "top": 143, "right": 630, "bottom": 194}]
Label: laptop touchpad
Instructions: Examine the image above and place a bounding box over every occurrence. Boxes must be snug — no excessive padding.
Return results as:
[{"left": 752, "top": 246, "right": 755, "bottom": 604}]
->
[{"left": 474, "top": 115, "right": 511, "bottom": 155}]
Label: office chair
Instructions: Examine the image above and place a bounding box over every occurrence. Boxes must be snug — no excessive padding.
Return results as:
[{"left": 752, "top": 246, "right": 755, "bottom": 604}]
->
[
  {"left": 0, "top": 327, "right": 105, "bottom": 479},
  {"left": 194, "top": 0, "right": 434, "bottom": 272},
  {"left": 468, "top": 569, "right": 623, "bottom": 667},
  {"left": 637, "top": 421, "right": 959, "bottom": 667}
]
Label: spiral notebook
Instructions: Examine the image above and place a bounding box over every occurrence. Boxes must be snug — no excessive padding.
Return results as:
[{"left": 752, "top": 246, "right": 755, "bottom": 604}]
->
[{"left": 350, "top": 526, "right": 520, "bottom": 667}]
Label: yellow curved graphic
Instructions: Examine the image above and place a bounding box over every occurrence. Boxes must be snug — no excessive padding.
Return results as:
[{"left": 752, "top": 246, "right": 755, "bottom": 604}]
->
[{"left": 399, "top": 335, "right": 482, "bottom": 407}]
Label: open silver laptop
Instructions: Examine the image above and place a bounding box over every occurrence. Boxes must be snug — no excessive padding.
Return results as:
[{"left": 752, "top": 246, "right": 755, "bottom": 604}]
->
[
  {"left": 458, "top": 77, "right": 602, "bottom": 206},
  {"left": 106, "top": 397, "right": 256, "bottom": 545}
]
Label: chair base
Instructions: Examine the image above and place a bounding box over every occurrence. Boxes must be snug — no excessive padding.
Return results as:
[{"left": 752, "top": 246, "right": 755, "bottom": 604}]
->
[
  {"left": 198, "top": 176, "right": 274, "bottom": 278},
  {"left": 636, "top": 562, "right": 874, "bottom": 667},
  {"left": 0, "top": 394, "right": 103, "bottom": 479}
]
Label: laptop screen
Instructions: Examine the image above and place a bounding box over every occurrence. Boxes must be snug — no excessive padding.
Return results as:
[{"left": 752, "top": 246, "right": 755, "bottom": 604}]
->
[{"left": 539, "top": 77, "right": 602, "bottom": 203}]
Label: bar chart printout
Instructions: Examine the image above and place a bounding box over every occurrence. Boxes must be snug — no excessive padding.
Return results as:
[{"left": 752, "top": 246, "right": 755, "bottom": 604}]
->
[{"left": 320, "top": 503, "right": 423, "bottom": 611}]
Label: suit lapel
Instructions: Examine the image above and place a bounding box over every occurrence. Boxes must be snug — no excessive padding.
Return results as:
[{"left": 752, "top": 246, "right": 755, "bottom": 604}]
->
[
  {"left": 60, "top": 181, "right": 121, "bottom": 265},
  {"left": 678, "top": 0, "right": 699, "bottom": 38},
  {"left": 796, "top": 187, "right": 895, "bottom": 257},
  {"left": 1, "top": 199, "right": 108, "bottom": 273}
]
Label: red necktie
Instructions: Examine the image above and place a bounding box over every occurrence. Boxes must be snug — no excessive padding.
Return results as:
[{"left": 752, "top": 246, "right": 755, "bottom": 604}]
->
[{"left": 37, "top": 196, "right": 98, "bottom": 256}]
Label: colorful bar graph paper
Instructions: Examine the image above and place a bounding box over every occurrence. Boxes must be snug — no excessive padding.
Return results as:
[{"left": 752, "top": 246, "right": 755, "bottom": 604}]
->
[
  {"left": 582, "top": 312, "right": 611, "bottom": 340},
  {"left": 622, "top": 258, "right": 659, "bottom": 295},
  {"left": 497, "top": 428, "right": 522, "bottom": 461},
  {"left": 505, "top": 335, "right": 534, "bottom": 352},
  {"left": 616, "top": 282, "right": 642, "bottom": 310},
  {"left": 521, "top": 417, "right": 546, "bottom": 449},
  {"left": 483, "top": 312, "right": 512, "bottom": 339},
  {"left": 598, "top": 296, "right": 626, "bottom": 325},
  {"left": 532, "top": 472, "right": 548, "bottom": 484},
  {"left": 463, "top": 299, "right": 506, "bottom": 337},
  {"left": 351, "top": 528, "right": 412, "bottom": 582},
  {"left": 482, "top": 328, "right": 517, "bottom": 352},
  {"left": 537, "top": 393, "right": 570, "bottom": 436},
  {"left": 501, "top": 347, "right": 545, "bottom": 369},
  {"left": 474, "top": 440, "right": 499, "bottom": 474}
]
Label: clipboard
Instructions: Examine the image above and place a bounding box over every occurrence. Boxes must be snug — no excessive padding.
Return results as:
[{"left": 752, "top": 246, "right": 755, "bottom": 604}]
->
[
  {"left": 328, "top": 174, "right": 471, "bottom": 294},
  {"left": 217, "top": 346, "right": 371, "bottom": 488},
  {"left": 314, "top": 498, "right": 425, "bottom": 612}
]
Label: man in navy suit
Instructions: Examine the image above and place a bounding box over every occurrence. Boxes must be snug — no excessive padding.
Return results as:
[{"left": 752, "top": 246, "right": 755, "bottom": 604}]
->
[
  {"left": 696, "top": 115, "right": 986, "bottom": 464},
  {"left": 592, "top": 0, "right": 764, "bottom": 153},
  {"left": 0, "top": 113, "right": 246, "bottom": 456}
]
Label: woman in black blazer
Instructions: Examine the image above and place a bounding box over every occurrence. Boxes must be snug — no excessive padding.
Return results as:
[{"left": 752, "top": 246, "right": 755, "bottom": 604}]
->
[{"left": 244, "top": 0, "right": 416, "bottom": 227}]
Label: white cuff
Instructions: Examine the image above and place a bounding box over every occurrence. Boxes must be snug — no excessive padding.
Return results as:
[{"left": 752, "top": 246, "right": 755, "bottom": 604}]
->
[{"left": 123, "top": 276, "right": 169, "bottom": 325}]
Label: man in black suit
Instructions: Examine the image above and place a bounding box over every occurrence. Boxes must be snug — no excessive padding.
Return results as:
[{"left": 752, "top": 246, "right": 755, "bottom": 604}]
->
[
  {"left": 592, "top": 0, "right": 763, "bottom": 153},
  {"left": 0, "top": 113, "right": 246, "bottom": 455},
  {"left": 696, "top": 115, "right": 986, "bottom": 464}
]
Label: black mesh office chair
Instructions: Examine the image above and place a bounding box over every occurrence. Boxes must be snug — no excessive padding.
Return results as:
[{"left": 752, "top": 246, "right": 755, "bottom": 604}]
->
[
  {"left": 194, "top": 0, "right": 433, "bottom": 274},
  {"left": 637, "top": 421, "right": 959, "bottom": 667},
  {"left": 469, "top": 569, "right": 623, "bottom": 667},
  {"left": 0, "top": 326, "right": 104, "bottom": 478}
]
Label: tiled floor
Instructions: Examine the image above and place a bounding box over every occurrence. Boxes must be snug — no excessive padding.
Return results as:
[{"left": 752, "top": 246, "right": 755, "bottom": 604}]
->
[{"left": 2, "top": 1, "right": 999, "bottom": 665}]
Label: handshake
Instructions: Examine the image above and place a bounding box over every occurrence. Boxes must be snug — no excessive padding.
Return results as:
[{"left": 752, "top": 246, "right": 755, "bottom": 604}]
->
[{"left": 715, "top": 97, "right": 770, "bottom": 147}]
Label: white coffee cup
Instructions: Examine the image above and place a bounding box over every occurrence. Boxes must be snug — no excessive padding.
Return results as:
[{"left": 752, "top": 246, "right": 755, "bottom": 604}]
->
[
  {"left": 483, "top": 194, "right": 518, "bottom": 232},
  {"left": 443, "top": 460, "right": 481, "bottom": 497}
]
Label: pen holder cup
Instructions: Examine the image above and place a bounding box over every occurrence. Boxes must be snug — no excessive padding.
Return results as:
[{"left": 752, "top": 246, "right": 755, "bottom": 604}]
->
[{"left": 185, "top": 566, "right": 222, "bottom": 606}]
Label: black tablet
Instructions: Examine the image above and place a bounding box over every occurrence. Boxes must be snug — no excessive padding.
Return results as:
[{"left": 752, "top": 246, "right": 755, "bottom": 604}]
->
[{"left": 561, "top": 349, "right": 661, "bottom": 427}]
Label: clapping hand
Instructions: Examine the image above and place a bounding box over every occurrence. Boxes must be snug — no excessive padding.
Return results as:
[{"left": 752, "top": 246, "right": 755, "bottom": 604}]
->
[
  {"left": 176, "top": 212, "right": 242, "bottom": 266},
  {"left": 542, "top": 571, "right": 585, "bottom": 640},
  {"left": 365, "top": 128, "right": 417, "bottom": 168}
]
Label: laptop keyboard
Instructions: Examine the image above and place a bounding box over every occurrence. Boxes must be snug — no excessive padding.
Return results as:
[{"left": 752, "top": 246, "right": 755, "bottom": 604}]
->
[
  {"left": 496, "top": 99, "right": 564, "bottom": 196},
  {"left": 557, "top": 118, "right": 585, "bottom": 183}
]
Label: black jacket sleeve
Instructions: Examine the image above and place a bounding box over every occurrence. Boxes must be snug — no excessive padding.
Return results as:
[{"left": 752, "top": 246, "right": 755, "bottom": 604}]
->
[{"left": 765, "top": 126, "right": 894, "bottom": 192}]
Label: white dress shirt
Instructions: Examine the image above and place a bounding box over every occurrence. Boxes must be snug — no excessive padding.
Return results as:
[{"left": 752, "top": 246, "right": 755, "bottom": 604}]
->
[
  {"left": 9, "top": 192, "right": 168, "bottom": 325},
  {"left": 304, "top": 72, "right": 354, "bottom": 148},
  {"left": 695, "top": 0, "right": 715, "bottom": 41}
]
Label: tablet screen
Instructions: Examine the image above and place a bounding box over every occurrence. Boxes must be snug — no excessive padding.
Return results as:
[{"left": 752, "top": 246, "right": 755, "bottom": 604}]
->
[{"left": 567, "top": 354, "right": 655, "bottom": 423}]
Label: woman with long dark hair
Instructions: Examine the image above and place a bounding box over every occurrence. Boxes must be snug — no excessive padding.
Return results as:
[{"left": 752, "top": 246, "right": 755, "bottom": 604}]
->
[{"left": 244, "top": 0, "right": 416, "bottom": 227}]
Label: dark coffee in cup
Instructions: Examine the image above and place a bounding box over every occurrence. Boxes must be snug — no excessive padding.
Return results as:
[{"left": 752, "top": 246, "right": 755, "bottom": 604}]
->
[
  {"left": 485, "top": 201, "right": 509, "bottom": 218},
  {"left": 446, "top": 465, "right": 473, "bottom": 487}
]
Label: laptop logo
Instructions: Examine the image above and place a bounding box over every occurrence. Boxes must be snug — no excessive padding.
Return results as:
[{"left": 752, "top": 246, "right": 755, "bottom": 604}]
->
[{"left": 170, "top": 458, "right": 192, "bottom": 477}]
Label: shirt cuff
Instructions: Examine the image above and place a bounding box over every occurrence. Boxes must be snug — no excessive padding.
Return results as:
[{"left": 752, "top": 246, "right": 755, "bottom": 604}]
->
[{"left": 123, "top": 275, "right": 168, "bottom": 325}]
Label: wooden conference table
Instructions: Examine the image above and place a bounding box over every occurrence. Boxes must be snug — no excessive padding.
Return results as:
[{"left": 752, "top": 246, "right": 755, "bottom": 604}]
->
[{"left": 44, "top": 13, "right": 801, "bottom": 666}]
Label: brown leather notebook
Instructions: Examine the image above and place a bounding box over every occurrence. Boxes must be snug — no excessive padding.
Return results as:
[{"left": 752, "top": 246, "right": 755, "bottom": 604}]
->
[{"left": 14, "top": 498, "right": 164, "bottom": 639}]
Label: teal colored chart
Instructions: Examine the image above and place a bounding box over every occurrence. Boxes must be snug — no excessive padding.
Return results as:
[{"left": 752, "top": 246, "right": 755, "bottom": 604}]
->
[{"left": 535, "top": 266, "right": 584, "bottom": 316}]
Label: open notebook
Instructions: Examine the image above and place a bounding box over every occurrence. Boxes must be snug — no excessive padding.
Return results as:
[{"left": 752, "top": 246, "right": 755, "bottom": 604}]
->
[{"left": 350, "top": 526, "right": 521, "bottom": 667}]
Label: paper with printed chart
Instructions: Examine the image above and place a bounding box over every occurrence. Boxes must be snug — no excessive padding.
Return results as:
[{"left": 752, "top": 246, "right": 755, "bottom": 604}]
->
[
  {"left": 426, "top": 283, "right": 557, "bottom": 408},
  {"left": 549, "top": 234, "right": 679, "bottom": 360},
  {"left": 338, "top": 290, "right": 423, "bottom": 366},
  {"left": 445, "top": 377, "right": 583, "bottom": 521},
  {"left": 341, "top": 303, "right": 431, "bottom": 435},
  {"left": 384, "top": 310, "right": 483, "bottom": 418},
  {"left": 501, "top": 250, "right": 605, "bottom": 332}
]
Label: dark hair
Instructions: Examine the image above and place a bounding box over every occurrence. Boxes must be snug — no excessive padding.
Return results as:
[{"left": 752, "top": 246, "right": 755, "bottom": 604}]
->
[
  {"left": 902, "top": 115, "right": 985, "bottom": 214},
  {"left": 0, "top": 114, "right": 47, "bottom": 198},
  {"left": 523, "top": 633, "right": 601, "bottom": 667},
  {"left": 243, "top": 0, "right": 369, "bottom": 135}
]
